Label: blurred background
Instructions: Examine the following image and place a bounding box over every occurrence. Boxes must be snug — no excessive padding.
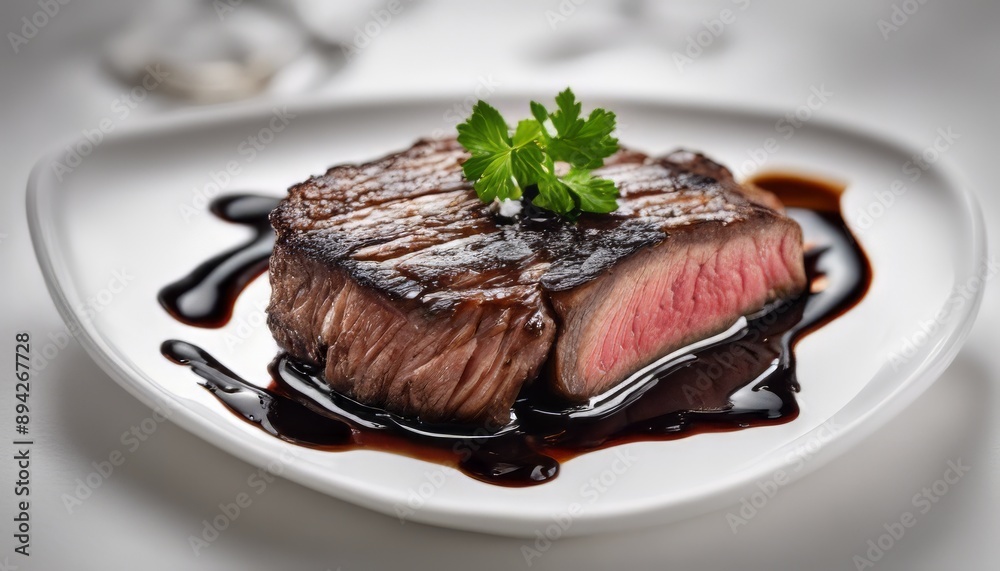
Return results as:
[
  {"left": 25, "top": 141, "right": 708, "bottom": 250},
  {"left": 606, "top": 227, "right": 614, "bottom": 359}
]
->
[{"left": 1, "top": 0, "right": 998, "bottom": 569}]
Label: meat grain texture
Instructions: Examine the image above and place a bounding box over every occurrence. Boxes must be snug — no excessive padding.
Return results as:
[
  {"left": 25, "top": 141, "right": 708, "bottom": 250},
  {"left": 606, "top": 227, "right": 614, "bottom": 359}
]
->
[{"left": 267, "top": 138, "right": 806, "bottom": 425}]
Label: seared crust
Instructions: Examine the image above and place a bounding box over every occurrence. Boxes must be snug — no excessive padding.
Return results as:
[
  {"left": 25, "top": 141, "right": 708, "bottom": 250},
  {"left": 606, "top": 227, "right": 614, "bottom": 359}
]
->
[
  {"left": 267, "top": 138, "right": 806, "bottom": 423},
  {"left": 270, "top": 138, "right": 793, "bottom": 306}
]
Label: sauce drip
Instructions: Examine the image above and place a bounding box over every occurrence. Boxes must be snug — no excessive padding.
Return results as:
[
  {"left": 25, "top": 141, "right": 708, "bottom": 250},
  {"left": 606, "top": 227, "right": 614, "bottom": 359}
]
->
[
  {"left": 161, "top": 340, "right": 352, "bottom": 446},
  {"left": 158, "top": 194, "right": 279, "bottom": 328},
  {"left": 159, "top": 174, "right": 871, "bottom": 487}
]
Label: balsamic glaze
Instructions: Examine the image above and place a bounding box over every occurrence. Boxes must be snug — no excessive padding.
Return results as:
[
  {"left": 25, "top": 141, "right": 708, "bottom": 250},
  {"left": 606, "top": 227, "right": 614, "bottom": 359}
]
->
[
  {"left": 158, "top": 195, "right": 279, "bottom": 328},
  {"left": 159, "top": 174, "right": 871, "bottom": 486},
  {"left": 161, "top": 340, "right": 352, "bottom": 446}
]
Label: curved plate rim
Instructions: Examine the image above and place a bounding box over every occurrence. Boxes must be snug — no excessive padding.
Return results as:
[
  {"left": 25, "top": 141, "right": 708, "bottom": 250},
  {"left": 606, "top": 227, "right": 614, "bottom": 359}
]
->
[{"left": 25, "top": 93, "right": 988, "bottom": 537}]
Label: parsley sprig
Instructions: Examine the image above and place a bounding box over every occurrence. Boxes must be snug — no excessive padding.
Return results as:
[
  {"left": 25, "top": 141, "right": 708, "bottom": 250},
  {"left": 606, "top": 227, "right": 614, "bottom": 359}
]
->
[{"left": 456, "top": 88, "right": 620, "bottom": 219}]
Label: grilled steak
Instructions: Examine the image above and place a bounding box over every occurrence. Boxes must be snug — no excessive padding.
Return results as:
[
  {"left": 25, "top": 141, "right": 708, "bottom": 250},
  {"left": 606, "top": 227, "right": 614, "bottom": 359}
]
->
[{"left": 267, "top": 138, "right": 806, "bottom": 425}]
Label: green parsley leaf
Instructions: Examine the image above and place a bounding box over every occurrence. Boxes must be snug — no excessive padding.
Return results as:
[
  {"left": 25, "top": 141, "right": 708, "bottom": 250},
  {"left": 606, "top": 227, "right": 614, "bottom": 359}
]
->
[
  {"left": 534, "top": 175, "right": 577, "bottom": 216},
  {"left": 510, "top": 144, "right": 546, "bottom": 189},
  {"left": 457, "top": 101, "right": 544, "bottom": 202},
  {"left": 513, "top": 119, "right": 542, "bottom": 146},
  {"left": 550, "top": 88, "right": 582, "bottom": 135},
  {"left": 561, "top": 168, "right": 619, "bottom": 213},
  {"left": 530, "top": 101, "right": 550, "bottom": 128},
  {"left": 456, "top": 89, "right": 621, "bottom": 219},
  {"left": 541, "top": 89, "right": 619, "bottom": 169},
  {"left": 456, "top": 100, "right": 510, "bottom": 156},
  {"left": 461, "top": 152, "right": 518, "bottom": 202}
]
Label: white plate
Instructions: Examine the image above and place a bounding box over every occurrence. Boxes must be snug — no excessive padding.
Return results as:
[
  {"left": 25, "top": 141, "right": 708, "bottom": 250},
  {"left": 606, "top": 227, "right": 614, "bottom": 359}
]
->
[{"left": 27, "top": 95, "right": 986, "bottom": 537}]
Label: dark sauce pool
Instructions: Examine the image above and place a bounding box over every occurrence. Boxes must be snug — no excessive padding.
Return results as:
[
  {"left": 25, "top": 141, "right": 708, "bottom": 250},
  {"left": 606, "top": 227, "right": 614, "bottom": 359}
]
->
[
  {"left": 159, "top": 172, "right": 871, "bottom": 487},
  {"left": 158, "top": 195, "right": 276, "bottom": 328}
]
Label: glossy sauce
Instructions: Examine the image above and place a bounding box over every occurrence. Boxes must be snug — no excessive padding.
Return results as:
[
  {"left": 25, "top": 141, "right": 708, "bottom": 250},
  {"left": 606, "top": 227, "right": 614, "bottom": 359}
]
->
[
  {"left": 158, "top": 195, "right": 277, "bottom": 328},
  {"left": 159, "top": 173, "right": 871, "bottom": 486}
]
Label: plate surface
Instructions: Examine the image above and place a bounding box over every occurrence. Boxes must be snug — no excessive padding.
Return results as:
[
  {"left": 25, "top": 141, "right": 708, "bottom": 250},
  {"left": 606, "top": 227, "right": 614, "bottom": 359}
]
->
[{"left": 27, "top": 96, "right": 986, "bottom": 537}]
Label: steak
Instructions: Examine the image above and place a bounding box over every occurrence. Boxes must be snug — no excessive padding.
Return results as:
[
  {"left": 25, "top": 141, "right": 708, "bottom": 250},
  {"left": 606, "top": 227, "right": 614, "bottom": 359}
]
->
[{"left": 267, "top": 138, "right": 806, "bottom": 425}]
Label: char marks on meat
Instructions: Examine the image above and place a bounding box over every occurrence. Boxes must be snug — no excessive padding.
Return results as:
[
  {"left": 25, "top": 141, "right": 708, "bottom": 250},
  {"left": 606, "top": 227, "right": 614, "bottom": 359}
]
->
[{"left": 267, "top": 138, "right": 806, "bottom": 425}]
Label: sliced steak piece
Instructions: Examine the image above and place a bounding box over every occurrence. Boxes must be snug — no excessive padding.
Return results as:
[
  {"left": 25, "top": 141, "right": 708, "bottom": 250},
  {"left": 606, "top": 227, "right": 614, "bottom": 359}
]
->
[
  {"left": 267, "top": 138, "right": 806, "bottom": 425},
  {"left": 547, "top": 149, "right": 805, "bottom": 399},
  {"left": 267, "top": 237, "right": 555, "bottom": 426}
]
